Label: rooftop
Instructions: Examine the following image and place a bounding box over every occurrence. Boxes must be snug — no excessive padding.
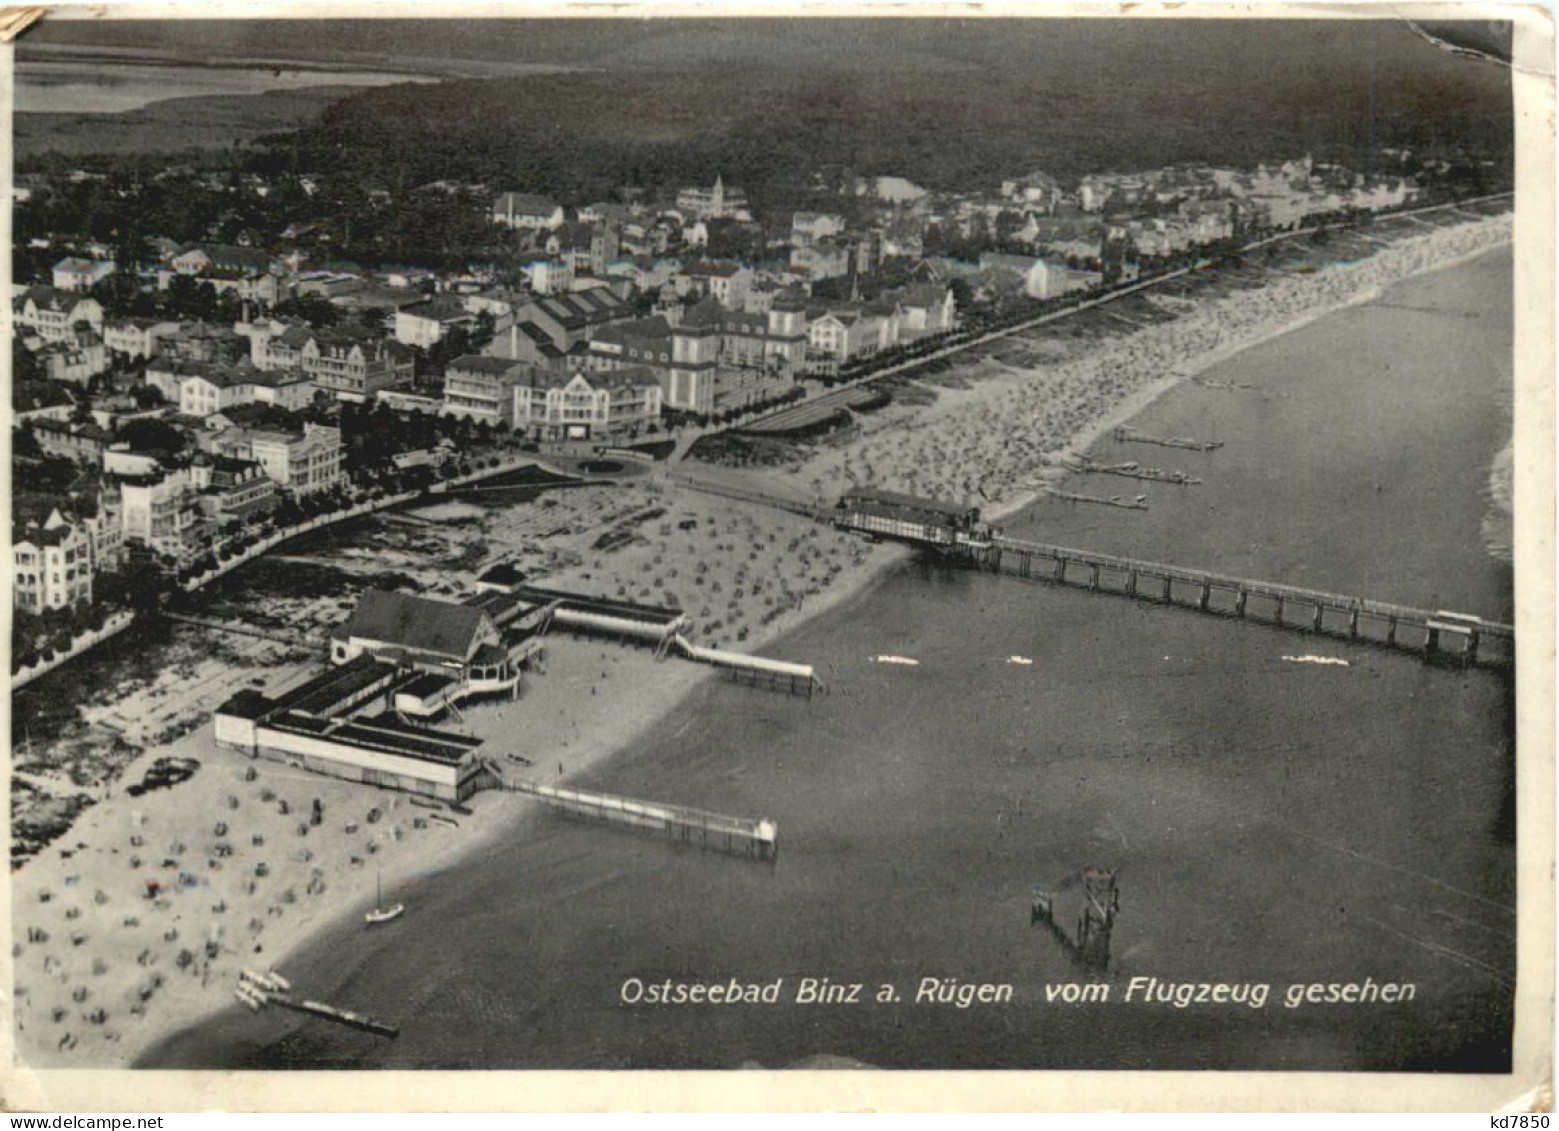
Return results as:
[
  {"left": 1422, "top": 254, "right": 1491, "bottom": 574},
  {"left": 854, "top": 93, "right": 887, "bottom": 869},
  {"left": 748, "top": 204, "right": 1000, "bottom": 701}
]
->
[{"left": 337, "top": 588, "right": 494, "bottom": 662}]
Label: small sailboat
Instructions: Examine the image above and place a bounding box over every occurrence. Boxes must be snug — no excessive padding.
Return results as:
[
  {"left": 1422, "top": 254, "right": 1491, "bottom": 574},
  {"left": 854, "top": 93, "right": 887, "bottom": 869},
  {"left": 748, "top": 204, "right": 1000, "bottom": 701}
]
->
[{"left": 365, "top": 872, "right": 404, "bottom": 926}]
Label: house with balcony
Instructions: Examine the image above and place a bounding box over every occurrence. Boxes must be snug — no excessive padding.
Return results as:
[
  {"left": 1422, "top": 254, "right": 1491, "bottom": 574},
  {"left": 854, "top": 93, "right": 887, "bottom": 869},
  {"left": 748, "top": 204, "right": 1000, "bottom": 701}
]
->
[
  {"left": 104, "top": 315, "right": 181, "bottom": 360},
  {"left": 442, "top": 355, "right": 529, "bottom": 429},
  {"left": 13, "top": 509, "right": 95, "bottom": 611},
  {"left": 189, "top": 452, "right": 278, "bottom": 523},
  {"left": 523, "top": 257, "right": 576, "bottom": 296},
  {"left": 118, "top": 468, "right": 206, "bottom": 562},
  {"left": 300, "top": 332, "right": 415, "bottom": 399},
  {"left": 240, "top": 424, "right": 345, "bottom": 496},
  {"left": 513, "top": 366, "right": 663, "bottom": 440},
  {"left": 679, "top": 260, "right": 754, "bottom": 309},
  {"left": 14, "top": 286, "right": 105, "bottom": 343},
  {"left": 169, "top": 361, "right": 314, "bottom": 418}
]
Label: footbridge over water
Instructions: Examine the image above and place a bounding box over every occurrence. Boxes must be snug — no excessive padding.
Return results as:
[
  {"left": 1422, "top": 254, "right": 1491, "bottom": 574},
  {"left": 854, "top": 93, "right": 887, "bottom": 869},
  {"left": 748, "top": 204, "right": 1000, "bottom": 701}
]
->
[
  {"left": 655, "top": 479, "right": 1512, "bottom": 665},
  {"left": 826, "top": 490, "right": 1513, "bottom": 665},
  {"left": 967, "top": 535, "right": 1513, "bottom": 665}
]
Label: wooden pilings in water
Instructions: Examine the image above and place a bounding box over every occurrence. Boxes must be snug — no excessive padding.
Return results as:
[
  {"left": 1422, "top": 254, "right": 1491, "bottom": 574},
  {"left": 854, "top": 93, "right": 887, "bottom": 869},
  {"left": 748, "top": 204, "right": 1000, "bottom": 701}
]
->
[
  {"left": 1032, "top": 868, "right": 1119, "bottom": 970},
  {"left": 958, "top": 541, "right": 1507, "bottom": 666}
]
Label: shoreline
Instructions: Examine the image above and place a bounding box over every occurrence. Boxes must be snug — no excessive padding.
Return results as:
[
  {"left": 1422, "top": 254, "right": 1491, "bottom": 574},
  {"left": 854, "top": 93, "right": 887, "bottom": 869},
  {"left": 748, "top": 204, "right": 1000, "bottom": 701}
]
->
[
  {"left": 17, "top": 213, "right": 1513, "bottom": 1071},
  {"left": 972, "top": 227, "right": 1511, "bottom": 527}
]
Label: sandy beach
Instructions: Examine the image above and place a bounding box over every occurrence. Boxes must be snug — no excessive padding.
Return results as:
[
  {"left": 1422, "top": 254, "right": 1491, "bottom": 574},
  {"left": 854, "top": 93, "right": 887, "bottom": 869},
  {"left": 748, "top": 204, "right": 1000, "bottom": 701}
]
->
[{"left": 9, "top": 209, "right": 1513, "bottom": 1070}]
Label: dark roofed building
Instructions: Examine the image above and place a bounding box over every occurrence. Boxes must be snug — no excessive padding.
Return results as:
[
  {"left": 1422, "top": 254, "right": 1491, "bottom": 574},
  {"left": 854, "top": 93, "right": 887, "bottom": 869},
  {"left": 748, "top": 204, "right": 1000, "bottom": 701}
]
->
[{"left": 332, "top": 588, "right": 499, "bottom": 667}]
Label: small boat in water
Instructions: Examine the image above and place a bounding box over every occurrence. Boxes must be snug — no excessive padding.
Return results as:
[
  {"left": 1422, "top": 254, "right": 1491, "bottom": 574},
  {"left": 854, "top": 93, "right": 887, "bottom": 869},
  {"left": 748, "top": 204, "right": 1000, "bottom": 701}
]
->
[
  {"left": 873, "top": 655, "right": 919, "bottom": 666},
  {"left": 365, "top": 872, "right": 404, "bottom": 926}
]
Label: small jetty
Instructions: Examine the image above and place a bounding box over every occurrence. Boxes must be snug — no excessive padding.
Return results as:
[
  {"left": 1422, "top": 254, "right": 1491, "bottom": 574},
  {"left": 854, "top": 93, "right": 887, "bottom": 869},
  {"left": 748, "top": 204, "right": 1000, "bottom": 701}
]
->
[
  {"left": 501, "top": 777, "right": 779, "bottom": 862},
  {"left": 662, "top": 634, "right": 824, "bottom": 697},
  {"left": 1047, "top": 488, "right": 1149, "bottom": 511},
  {"left": 1112, "top": 426, "right": 1224, "bottom": 452},
  {"left": 236, "top": 969, "right": 399, "bottom": 1039},
  {"left": 1065, "top": 456, "right": 1201, "bottom": 485}
]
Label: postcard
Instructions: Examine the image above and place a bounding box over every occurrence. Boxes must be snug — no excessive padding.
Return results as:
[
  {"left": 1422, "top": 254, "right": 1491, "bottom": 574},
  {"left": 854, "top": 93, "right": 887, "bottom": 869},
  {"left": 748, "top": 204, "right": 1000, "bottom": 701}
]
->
[{"left": 3, "top": 2, "right": 1552, "bottom": 1112}]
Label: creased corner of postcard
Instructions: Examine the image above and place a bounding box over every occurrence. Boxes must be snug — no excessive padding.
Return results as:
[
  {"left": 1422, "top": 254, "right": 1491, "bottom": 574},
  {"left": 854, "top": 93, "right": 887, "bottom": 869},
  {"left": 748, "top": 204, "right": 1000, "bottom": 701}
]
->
[{"left": 0, "top": 7, "right": 44, "bottom": 43}]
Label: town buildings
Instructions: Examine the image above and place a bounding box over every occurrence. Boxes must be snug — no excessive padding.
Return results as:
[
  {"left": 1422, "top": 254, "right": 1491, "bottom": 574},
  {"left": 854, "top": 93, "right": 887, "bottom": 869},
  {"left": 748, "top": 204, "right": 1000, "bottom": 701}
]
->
[
  {"left": 103, "top": 316, "right": 181, "bottom": 360},
  {"left": 13, "top": 286, "right": 105, "bottom": 343},
  {"left": 394, "top": 296, "right": 478, "bottom": 349},
  {"left": 189, "top": 452, "right": 278, "bottom": 523},
  {"left": 443, "top": 355, "right": 530, "bottom": 429},
  {"left": 32, "top": 420, "right": 115, "bottom": 464},
  {"left": 791, "top": 212, "right": 846, "bottom": 247},
  {"left": 252, "top": 324, "right": 415, "bottom": 398},
  {"left": 492, "top": 192, "right": 566, "bottom": 231},
  {"left": 145, "top": 359, "right": 314, "bottom": 418},
  {"left": 656, "top": 294, "right": 808, "bottom": 412},
  {"left": 228, "top": 424, "right": 346, "bottom": 496},
  {"left": 676, "top": 175, "right": 749, "bottom": 220},
  {"left": 52, "top": 257, "right": 116, "bottom": 292},
  {"left": 513, "top": 366, "right": 664, "bottom": 440},
  {"left": 12, "top": 509, "right": 95, "bottom": 611},
  {"left": 487, "top": 287, "right": 638, "bottom": 362},
  {"left": 217, "top": 587, "right": 554, "bottom": 800},
  {"left": 119, "top": 468, "right": 205, "bottom": 561},
  {"left": 300, "top": 333, "right": 415, "bottom": 399},
  {"left": 37, "top": 335, "right": 111, "bottom": 385}
]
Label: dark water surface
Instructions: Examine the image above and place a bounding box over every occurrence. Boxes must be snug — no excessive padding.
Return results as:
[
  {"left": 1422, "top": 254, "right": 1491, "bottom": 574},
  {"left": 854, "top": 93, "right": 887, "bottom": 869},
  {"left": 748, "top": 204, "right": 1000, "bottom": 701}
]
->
[{"left": 143, "top": 248, "right": 1515, "bottom": 1071}]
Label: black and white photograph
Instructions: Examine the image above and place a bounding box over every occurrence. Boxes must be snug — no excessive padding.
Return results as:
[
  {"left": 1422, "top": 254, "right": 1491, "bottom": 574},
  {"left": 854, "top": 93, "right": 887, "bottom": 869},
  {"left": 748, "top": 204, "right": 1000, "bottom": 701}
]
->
[{"left": 4, "top": 4, "right": 1551, "bottom": 1111}]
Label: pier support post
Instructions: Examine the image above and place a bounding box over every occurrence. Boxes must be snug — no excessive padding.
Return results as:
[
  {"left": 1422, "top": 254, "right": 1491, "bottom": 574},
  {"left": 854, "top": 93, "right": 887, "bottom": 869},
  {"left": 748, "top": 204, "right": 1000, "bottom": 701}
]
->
[
  {"left": 1125, "top": 571, "right": 1137, "bottom": 597},
  {"left": 1311, "top": 604, "right": 1324, "bottom": 633},
  {"left": 1161, "top": 576, "right": 1171, "bottom": 602},
  {"left": 1348, "top": 608, "right": 1360, "bottom": 638},
  {"left": 1387, "top": 617, "right": 1398, "bottom": 646},
  {"left": 1020, "top": 552, "right": 1032, "bottom": 579},
  {"left": 1053, "top": 557, "right": 1066, "bottom": 583},
  {"left": 1274, "top": 597, "right": 1284, "bottom": 626},
  {"left": 1466, "top": 632, "right": 1480, "bottom": 666},
  {"left": 1198, "top": 583, "right": 1211, "bottom": 612},
  {"left": 1425, "top": 627, "right": 1439, "bottom": 657},
  {"left": 1234, "top": 591, "right": 1248, "bottom": 618},
  {"left": 1089, "top": 564, "right": 1100, "bottom": 592},
  {"left": 990, "top": 548, "right": 1002, "bottom": 573}
]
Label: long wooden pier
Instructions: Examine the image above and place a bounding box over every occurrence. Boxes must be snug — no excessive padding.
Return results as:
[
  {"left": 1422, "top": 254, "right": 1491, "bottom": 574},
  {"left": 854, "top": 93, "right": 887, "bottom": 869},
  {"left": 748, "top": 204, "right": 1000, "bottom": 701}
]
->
[
  {"left": 966, "top": 535, "right": 1513, "bottom": 664},
  {"left": 669, "top": 483, "right": 1513, "bottom": 668},
  {"left": 502, "top": 778, "right": 779, "bottom": 861}
]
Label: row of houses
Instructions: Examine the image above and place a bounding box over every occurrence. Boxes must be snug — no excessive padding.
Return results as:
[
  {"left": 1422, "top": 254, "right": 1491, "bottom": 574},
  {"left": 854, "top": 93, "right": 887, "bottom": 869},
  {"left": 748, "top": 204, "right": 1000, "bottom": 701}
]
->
[{"left": 434, "top": 355, "right": 663, "bottom": 439}]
